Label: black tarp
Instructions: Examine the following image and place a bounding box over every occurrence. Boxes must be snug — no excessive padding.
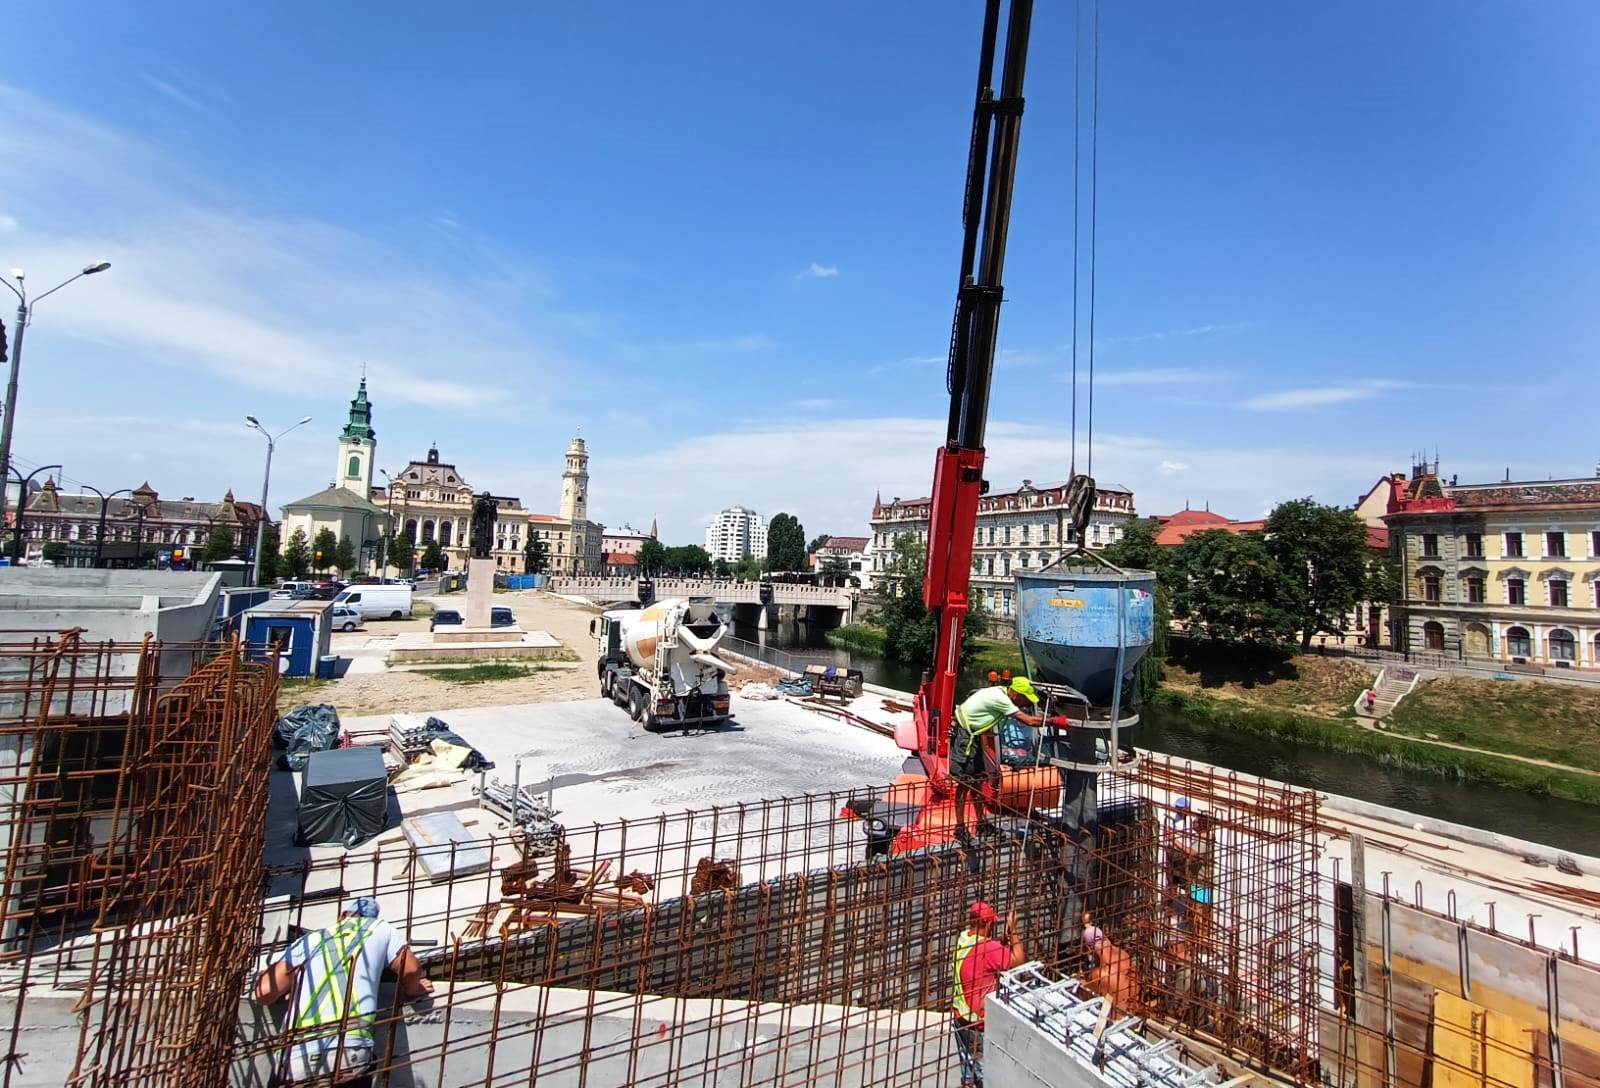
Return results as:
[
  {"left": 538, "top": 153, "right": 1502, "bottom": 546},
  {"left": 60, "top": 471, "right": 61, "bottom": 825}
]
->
[{"left": 297, "top": 747, "right": 389, "bottom": 848}]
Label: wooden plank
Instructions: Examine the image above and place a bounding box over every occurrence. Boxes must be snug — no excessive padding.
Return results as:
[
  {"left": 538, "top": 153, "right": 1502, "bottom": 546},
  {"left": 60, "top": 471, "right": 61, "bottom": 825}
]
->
[
  {"left": 1432, "top": 991, "right": 1486, "bottom": 1088},
  {"left": 1485, "top": 1007, "right": 1536, "bottom": 1088}
]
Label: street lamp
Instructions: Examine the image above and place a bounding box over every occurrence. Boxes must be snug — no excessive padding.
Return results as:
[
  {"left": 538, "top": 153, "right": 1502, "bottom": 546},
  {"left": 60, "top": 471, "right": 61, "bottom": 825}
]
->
[
  {"left": 7, "top": 464, "right": 62, "bottom": 564},
  {"left": 77, "top": 484, "right": 134, "bottom": 568},
  {"left": 378, "top": 468, "right": 414, "bottom": 579},
  {"left": 245, "top": 415, "right": 312, "bottom": 586},
  {"left": 0, "top": 263, "right": 111, "bottom": 531}
]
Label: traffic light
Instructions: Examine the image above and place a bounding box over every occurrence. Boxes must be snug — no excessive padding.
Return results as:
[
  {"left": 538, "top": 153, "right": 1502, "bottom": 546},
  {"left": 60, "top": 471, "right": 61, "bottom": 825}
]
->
[
  {"left": 0, "top": 318, "right": 7, "bottom": 364},
  {"left": 314, "top": 550, "right": 324, "bottom": 564}
]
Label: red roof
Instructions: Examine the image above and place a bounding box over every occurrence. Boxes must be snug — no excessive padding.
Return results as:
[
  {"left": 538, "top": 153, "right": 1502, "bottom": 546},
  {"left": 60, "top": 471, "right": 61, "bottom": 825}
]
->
[
  {"left": 1154, "top": 510, "right": 1265, "bottom": 546},
  {"left": 822, "top": 536, "right": 869, "bottom": 552},
  {"left": 605, "top": 551, "right": 638, "bottom": 566},
  {"left": 1366, "top": 526, "right": 1390, "bottom": 550}
]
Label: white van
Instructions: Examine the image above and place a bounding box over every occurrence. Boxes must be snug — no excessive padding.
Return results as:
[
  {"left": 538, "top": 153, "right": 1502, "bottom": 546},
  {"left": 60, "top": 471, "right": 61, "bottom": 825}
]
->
[{"left": 333, "top": 584, "right": 412, "bottom": 620}]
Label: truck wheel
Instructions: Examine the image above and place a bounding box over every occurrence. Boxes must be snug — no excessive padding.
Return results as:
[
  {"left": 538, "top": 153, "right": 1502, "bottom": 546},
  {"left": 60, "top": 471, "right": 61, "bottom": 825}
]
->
[
  {"left": 390, "top": 610, "right": 402, "bottom": 619},
  {"left": 627, "top": 686, "right": 645, "bottom": 722},
  {"left": 600, "top": 671, "right": 612, "bottom": 698}
]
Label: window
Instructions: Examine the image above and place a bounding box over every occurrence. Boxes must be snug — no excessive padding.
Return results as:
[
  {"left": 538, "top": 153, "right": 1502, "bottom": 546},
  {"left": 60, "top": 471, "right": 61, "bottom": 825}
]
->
[
  {"left": 1003, "top": 526, "right": 1012, "bottom": 545},
  {"left": 1550, "top": 580, "right": 1569, "bottom": 608},
  {"left": 1593, "top": 530, "right": 1600, "bottom": 558},
  {"left": 1423, "top": 621, "right": 1444, "bottom": 651},
  {"left": 1421, "top": 533, "right": 1439, "bottom": 558},
  {"left": 347, "top": 455, "right": 361, "bottom": 478},
  {"left": 987, "top": 526, "right": 995, "bottom": 545},
  {"left": 1041, "top": 524, "right": 1050, "bottom": 543},
  {"left": 1001, "top": 554, "right": 1012, "bottom": 575},
  {"left": 1507, "top": 578, "right": 1525, "bottom": 606},
  {"left": 986, "top": 557, "right": 994, "bottom": 576},
  {"left": 1464, "top": 533, "right": 1483, "bottom": 558},
  {"left": 1504, "top": 532, "right": 1523, "bottom": 558},
  {"left": 1002, "top": 591, "right": 1012, "bottom": 617},
  {"left": 1421, "top": 573, "right": 1441, "bottom": 602},
  {"left": 1465, "top": 576, "right": 1485, "bottom": 604},
  {"left": 1020, "top": 524, "right": 1029, "bottom": 543},
  {"left": 1546, "top": 531, "right": 1566, "bottom": 558},
  {"left": 1506, "top": 626, "right": 1531, "bottom": 657},
  {"left": 1550, "top": 629, "right": 1576, "bottom": 662}
]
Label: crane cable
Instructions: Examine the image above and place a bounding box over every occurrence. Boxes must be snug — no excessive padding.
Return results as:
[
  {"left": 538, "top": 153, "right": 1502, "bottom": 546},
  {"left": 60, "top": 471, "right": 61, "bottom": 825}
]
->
[{"left": 1068, "top": 0, "right": 1101, "bottom": 481}]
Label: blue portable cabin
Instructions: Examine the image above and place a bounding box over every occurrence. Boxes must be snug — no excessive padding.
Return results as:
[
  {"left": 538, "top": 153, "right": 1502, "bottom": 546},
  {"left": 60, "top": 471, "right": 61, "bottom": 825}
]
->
[
  {"left": 241, "top": 598, "right": 334, "bottom": 677},
  {"left": 215, "top": 587, "right": 272, "bottom": 640}
]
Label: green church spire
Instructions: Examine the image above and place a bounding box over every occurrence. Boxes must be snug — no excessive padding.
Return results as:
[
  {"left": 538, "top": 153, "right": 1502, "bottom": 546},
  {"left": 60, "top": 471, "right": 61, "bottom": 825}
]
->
[{"left": 341, "top": 377, "right": 375, "bottom": 441}]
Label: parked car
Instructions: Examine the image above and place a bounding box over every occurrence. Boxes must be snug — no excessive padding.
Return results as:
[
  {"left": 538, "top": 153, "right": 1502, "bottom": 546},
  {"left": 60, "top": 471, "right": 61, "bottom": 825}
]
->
[
  {"left": 491, "top": 607, "right": 516, "bottom": 628},
  {"left": 333, "top": 583, "right": 413, "bottom": 620},
  {"left": 331, "top": 605, "right": 363, "bottom": 632},
  {"left": 297, "top": 584, "right": 342, "bottom": 601},
  {"left": 275, "top": 580, "right": 315, "bottom": 598},
  {"left": 431, "top": 609, "right": 463, "bottom": 631}
]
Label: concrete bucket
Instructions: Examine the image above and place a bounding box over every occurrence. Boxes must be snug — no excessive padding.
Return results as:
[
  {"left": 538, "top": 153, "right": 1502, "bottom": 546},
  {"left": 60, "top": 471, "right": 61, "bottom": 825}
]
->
[{"left": 1013, "top": 565, "right": 1156, "bottom": 710}]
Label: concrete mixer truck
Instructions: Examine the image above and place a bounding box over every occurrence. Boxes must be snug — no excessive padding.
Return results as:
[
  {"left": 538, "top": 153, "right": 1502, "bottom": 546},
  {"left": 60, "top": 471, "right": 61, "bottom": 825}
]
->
[{"left": 591, "top": 597, "right": 734, "bottom": 731}]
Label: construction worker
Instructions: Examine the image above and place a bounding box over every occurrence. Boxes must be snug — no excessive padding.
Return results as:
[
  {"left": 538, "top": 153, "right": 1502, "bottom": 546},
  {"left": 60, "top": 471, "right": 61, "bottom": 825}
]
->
[
  {"left": 948, "top": 675, "right": 1061, "bottom": 843},
  {"left": 254, "top": 896, "right": 435, "bottom": 1087},
  {"left": 1082, "top": 919, "right": 1137, "bottom": 1009},
  {"left": 951, "top": 901, "right": 1024, "bottom": 1088}
]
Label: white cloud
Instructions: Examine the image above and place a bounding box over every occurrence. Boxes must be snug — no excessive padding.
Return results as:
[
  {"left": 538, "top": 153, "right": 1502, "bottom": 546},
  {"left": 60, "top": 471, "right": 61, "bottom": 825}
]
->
[
  {"left": 797, "top": 262, "right": 839, "bottom": 280},
  {"left": 1100, "top": 321, "right": 1257, "bottom": 345},
  {"left": 140, "top": 73, "right": 215, "bottom": 116},
  {"left": 1158, "top": 460, "right": 1190, "bottom": 476},
  {"left": 790, "top": 398, "right": 835, "bottom": 411},
  {"left": 1241, "top": 379, "right": 1405, "bottom": 411},
  {"left": 0, "top": 214, "right": 17, "bottom": 233}
]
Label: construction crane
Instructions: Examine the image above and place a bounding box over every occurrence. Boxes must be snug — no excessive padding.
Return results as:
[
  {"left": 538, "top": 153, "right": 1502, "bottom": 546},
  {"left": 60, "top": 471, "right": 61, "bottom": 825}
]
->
[{"left": 846, "top": 0, "right": 1153, "bottom": 855}]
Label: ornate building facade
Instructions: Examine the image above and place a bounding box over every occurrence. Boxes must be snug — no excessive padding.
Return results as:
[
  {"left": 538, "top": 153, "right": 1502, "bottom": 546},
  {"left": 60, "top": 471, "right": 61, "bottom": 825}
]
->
[
  {"left": 371, "top": 446, "right": 527, "bottom": 571},
  {"left": 280, "top": 379, "right": 390, "bottom": 570},
  {"left": 16, "top": 479, "right": 268, "bottom": 567},
  {"left": 526, "top": 436, "right": 604, "bottom": 575}
]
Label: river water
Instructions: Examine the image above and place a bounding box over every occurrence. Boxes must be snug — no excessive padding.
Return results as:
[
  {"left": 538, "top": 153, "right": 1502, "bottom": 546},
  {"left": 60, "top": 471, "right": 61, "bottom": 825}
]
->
[{"left": 734, "top": 617, "right": 1600, "bottom": 855}]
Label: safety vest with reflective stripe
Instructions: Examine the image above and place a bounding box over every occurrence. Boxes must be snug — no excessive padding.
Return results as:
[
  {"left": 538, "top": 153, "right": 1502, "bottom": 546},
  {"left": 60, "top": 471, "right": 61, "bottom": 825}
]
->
[
  {"left": 293, "top": 917, "right": 376, "bottom": 1040},
  {"left": 951, "top": 929, "right": 983, "bottom": 1021}
]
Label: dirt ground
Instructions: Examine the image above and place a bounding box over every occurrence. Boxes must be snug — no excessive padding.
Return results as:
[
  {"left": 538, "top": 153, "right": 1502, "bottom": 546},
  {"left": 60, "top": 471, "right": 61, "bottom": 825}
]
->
[{"left": 277, "top": 591, "right": 602, "bottom": 717}]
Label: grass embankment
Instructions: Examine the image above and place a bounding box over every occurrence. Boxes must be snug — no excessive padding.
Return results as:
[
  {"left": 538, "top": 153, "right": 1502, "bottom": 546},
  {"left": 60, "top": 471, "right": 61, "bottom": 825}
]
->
[
  {"left": 1388, "top": 678, "right": 1600, "bottom": 773},
  {"left": 1161, "top": 642, "right": 1371, "bottom": 717},
  {"left": 412, "top": 664, "right": 546, "bottom": 684},
  {"left": 824, "top": 624, "right": 885, "bottom": 654},
  {"left": 1149, "top": 687, "right": 1600, "bottom": 805}
]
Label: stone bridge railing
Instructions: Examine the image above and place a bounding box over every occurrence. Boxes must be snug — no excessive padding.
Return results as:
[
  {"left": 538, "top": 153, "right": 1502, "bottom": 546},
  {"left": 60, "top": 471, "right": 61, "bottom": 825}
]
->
[{"left": 548, "top": 576, "right": 857, "bottom": 612}]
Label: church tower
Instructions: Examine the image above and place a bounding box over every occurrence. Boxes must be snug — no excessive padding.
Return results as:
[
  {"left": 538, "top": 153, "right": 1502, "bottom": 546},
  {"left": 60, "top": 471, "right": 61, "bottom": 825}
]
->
[
  {"left": 337, "top": 378, "right": 376, "bottom": 497},
  {"left": 559, "top": 435, "right": 588, "bottom": 522}
]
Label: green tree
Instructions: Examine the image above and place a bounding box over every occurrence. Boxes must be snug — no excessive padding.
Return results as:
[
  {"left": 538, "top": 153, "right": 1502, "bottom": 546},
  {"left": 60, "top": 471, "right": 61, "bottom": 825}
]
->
[
  {"left": 1264, "top": 498, "right": 1370, "bottom": 649},
  {"left": 872, "top": 534, "right": 985, "bottom": 665},
  {"left": 1099, "top": 517, "right": 1164, "bottom": 574},
  {"left": 1168, "top": 530, "right": 1298, "bottom": 648},
  {"left": 282, "top": 529, "right": 312, "bottom": 580},
  {"left": 806, "top": 533, "right": 832, "bottom": 553},
  {"left": 713, "top": 558, "right": 732, "bottom": 578},
  {"left": 766, "top": 512, "right": 807, "bottom": 571},
  {"left": 664, "top": 544, "right": 712, "bottom": 574},
  {"left": 819, "top": 555, "right": 852, "bottom": 577},
  {"left": 333, "top": 534, "right": 358, "bottom": 575},
  {"left": 1101, "top": 517, "right": 1169, "bottom": 696},
  {"left": 732, "top": 554, "right": 766, "bottom": 581},
  {"left": 41, "top": 541, "right": 66, "bottom": 564},
  {"left": 524, "top": 537, "right": 549, "bottom": 574},
  {"left": 388, "top": 525, "right": 417, "bottom": 576},
  {"left": 636, "top": 538, "right": 667, "bottom": 576},
  {"left": 419, "top": 538, "right": 446, "bottom": 572},
  {"left": 256, "top": 524, "right": 281, "bottom": 584},
  {"left": 312, "top": 527, "right": 338, "bottom": 573},
  {"left": 202, "top": 525, "right": 236, "bottom": 565}
]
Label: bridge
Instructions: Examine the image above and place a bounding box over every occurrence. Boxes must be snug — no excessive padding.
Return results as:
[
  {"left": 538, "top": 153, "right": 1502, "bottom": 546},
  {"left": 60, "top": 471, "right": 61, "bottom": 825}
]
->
[{"left": 547, "top": 576, "right": 858, "bottom": 624}]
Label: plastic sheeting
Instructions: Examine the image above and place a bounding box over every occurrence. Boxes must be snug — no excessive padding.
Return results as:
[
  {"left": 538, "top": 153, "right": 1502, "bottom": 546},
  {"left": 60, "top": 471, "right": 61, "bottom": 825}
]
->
[
  {"left": 421, "top": 716, "right": 493, "bottom": 771},
  {"left": 296, "top": 747, "right": 389, "bottom": 848},
  {"left": 275, "top": 704, "right": 341, "bottom": 772}
]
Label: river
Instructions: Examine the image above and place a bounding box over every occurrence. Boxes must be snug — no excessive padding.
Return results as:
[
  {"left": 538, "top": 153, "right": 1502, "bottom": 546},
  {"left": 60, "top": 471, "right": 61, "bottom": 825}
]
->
[{"left": 733, "top": 616, "right": 1600, "bottom": 855}]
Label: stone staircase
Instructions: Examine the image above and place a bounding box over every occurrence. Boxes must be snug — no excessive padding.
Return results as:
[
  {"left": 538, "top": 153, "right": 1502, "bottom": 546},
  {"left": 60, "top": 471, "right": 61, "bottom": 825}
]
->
[{"left": 1358, "top": 666, "right": 1419, "bottom": 718}]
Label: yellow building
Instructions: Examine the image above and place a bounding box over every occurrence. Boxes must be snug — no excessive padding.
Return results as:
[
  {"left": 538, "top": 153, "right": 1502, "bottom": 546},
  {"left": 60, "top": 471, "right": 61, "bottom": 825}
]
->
[{"left": 1385, "top": 466, "right": 1600, "bottom": 669}]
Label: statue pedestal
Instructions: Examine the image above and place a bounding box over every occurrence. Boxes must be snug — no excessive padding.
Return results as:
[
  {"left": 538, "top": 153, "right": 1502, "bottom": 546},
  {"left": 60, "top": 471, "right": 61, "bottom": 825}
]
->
[{"left": 464, "top": 558, "right": 496, "bottom": 629}]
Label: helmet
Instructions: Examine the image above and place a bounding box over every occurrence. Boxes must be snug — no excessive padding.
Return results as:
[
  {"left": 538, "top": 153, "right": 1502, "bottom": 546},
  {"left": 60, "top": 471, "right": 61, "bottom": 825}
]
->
[
  {"left": 1008, "top": 676, "right": 1039, "bottom": 705},
  {"left": 969, "top": 900, "right": 999, "bottom": 925}
]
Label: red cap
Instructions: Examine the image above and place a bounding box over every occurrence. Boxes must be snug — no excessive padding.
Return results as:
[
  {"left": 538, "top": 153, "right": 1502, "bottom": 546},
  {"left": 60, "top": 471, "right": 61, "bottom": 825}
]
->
[{"left": 969, "top": 900, "right": 999, "bottom": 924}]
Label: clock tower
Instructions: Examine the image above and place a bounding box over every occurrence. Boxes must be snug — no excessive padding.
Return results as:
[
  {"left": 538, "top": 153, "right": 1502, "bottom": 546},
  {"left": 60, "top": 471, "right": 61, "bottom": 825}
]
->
[{"left": 337, "top": 377, "right": 376, "bottom": 497}]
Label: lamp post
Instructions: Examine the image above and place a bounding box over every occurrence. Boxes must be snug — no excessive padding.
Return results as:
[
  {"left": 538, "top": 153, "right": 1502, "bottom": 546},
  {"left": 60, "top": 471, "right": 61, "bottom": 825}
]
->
[
  {"left": 7, "top": 464, "right": 62, "bottom": 564},
  {"left": 0, "top": 263, "right": 110, "bottom": 532},
  {"left": 378, "top": 468, "right": 412, "bottom": 578},
  {"left": 78, "top": 484, "right": 134, "bottom": 568},
  {"left": 245, "top": 415, "right": 312, "bottom": 587}
]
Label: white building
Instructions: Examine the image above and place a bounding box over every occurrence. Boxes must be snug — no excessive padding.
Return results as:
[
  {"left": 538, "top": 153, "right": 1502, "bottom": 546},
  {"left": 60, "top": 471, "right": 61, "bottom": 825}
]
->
[
  {"left": 525, "top": 436, "right": 605, "bottom": 575},
  {"left": 704, "top": 506, "right": 768, "bottom": 564},
  {"left": 866, "top": 479, "right": 1137, "bottom": 624}
]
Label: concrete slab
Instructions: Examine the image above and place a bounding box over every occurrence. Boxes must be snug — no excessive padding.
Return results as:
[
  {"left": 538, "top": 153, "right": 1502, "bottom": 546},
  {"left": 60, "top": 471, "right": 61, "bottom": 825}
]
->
[
  {"left": 387, "top": 629, "right": 563, "bottom": 663},
  {"left": 434, "top": 625, "right": 526, "bottom": 644}
]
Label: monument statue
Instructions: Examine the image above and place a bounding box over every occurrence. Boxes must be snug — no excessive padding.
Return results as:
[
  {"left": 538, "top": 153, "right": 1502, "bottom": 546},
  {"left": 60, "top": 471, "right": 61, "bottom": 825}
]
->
[{"left": 470, "top": 492, "right": 497, "bottom": 559}]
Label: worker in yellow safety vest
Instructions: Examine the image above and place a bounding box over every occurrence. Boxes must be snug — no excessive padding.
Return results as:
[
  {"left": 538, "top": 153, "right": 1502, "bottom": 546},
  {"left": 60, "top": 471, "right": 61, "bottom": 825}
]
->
[
  {"left": 951, "top": 900, "right": 1025, "bottom": 1088},
  {"left": 254, "top": 896, "right": 434, "bottom": 1087},
  {"left": 948, "top": 675, "right": 1067, "bottom": 843}
]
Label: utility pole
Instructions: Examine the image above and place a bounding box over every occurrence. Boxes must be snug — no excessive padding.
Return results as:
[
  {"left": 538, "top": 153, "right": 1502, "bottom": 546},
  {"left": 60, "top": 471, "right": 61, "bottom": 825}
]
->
[
  {"left": 0, "top": 263, "right": 111, "bottom": 531},
  {"left": 245, "top": 416, "right": 312, "bottom": 586}
]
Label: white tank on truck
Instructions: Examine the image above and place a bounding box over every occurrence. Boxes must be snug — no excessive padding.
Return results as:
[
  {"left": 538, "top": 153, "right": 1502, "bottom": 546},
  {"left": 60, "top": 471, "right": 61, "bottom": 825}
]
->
[{"left": 591, "top": 597, "right": 734, "bottom": 731}]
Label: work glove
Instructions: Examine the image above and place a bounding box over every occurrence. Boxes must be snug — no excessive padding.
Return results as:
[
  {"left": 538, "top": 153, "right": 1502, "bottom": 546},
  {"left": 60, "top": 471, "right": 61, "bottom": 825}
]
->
[{"left": 1046, "top": 715, "right": 1073, "bottom": 729}]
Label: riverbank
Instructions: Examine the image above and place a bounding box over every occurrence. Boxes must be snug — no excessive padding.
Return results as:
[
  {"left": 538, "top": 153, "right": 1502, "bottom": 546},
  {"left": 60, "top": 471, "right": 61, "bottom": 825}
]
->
[{"left": 825, "top": 622, "right": 1024, "bottom": 677}]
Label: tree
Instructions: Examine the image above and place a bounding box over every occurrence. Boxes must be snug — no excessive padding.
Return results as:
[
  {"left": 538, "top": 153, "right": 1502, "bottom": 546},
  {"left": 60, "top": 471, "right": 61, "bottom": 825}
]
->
[
  {"left": 1099, "top": 518, "right": 1164, "bottom": 575},
  {"left": 1264, "top": 498, "right": 1370, "bottom": 649},
  {"left": 390, "top": 525, "right": 416, "bottom": 576},
  {"left": 636, "top": 538, "right": 667, "bottom": 576},
  {"left": 1100, "top": 517, "right": 1169, "bottom": 695},
  {"left": 524, "top": 537, "right": 549, "bottom": 574},
  {"left": 1168, "top": 530, "right": 1299, "bottom": 648},
  {"left": 41, "top": 542, "right": 66, "bottom": 564},
  {"left": 713, "top": 558, "right": 732, "bottom": 578},
  {"left": 807, "top": 533, "right": 832, "bottom": 553},
  {"left": 312, "top": 528, "right": 338, "bottom": 574},
  {"left": 419, "top": 539, "right": 446, "bottom": 572},
  {"left": 767, "top": 512, "right": 808, "bottom": 572},
  {"left": 282, "top": 529, "right": 312, "bottom": 581},
  {"left": 333, "top": 534, "right": 358, "bottom": 575},
  {"left": 202, "top": 525, "right": 236, "bottom": 565},
  {"left": 872, "top": 534, "right": 986, "bottom": 665},
  {"left": 257, "top": 524, "right": 281, "bottom": 584},
  {"left": 732, "top": 554, "right": 766, "bottom": 581},
  {"left": 820, "top": 555, "right": 852, "bottom": 577},
  {"left": 661, "top": 544, "right": 712, "bottom": 574}
]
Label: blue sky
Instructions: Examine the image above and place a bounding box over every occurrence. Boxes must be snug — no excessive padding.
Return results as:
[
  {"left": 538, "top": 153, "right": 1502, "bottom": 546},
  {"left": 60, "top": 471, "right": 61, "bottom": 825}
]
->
[{"left": 2, "top": 1, "right": 1596, "bottom": 542}]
